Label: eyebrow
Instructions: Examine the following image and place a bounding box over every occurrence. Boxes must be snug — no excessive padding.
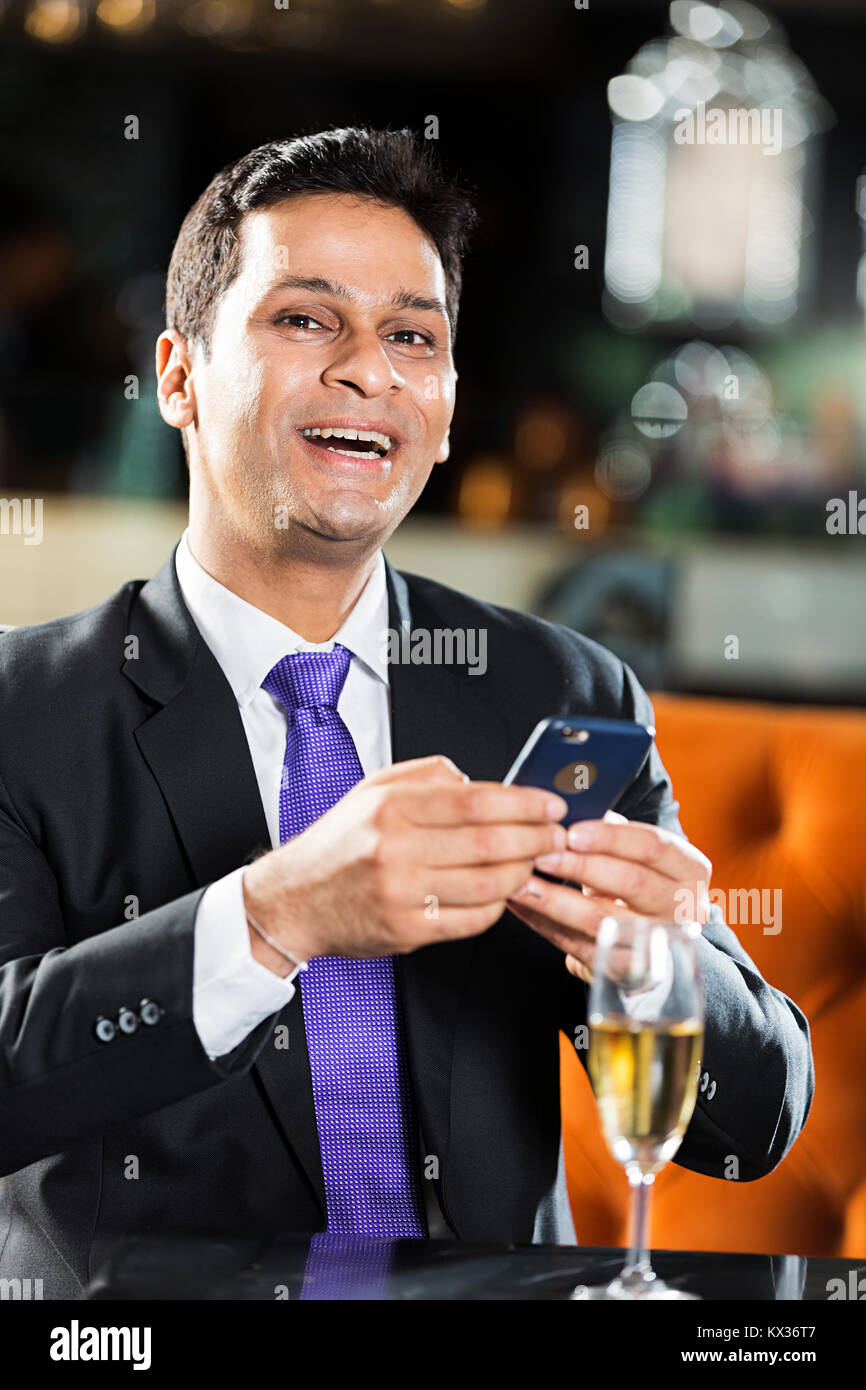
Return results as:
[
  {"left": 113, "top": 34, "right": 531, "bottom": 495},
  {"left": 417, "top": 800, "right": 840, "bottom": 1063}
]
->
[{"left": 265, "top": 275, "right": 449, "bottom": 321}]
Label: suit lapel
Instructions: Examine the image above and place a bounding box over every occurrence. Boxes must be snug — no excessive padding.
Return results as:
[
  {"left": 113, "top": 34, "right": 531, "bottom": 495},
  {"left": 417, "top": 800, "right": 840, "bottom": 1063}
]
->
[
  {"left": 123, "top": 551, "right": 271, "bottom": 883},
  {"left": 384, "top": 558, "right": 509, "bottom": 779}
]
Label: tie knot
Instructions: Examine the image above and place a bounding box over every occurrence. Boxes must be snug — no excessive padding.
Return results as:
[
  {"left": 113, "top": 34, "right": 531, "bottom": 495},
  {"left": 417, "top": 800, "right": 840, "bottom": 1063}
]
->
[{"left": 262, "top": 643, "right": 353, "bottom": 712}]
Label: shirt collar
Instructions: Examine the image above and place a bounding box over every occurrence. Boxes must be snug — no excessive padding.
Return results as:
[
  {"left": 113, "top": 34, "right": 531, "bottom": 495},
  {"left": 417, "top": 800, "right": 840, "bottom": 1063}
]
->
[{"left": 174, "top": 529, "right": 390, "bottom": 709}]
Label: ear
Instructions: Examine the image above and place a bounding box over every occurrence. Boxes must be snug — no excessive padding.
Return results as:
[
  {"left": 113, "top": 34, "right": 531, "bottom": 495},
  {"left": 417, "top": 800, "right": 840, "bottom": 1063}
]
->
[
  {"left": 435, "top": 427, "right": 451, "bottom": 465},
  {"left": 435, "top": 364, "right": 457, "bottom": 464},
  {"left": 155, "top": 329, "right": 197, "bottom": 436}
]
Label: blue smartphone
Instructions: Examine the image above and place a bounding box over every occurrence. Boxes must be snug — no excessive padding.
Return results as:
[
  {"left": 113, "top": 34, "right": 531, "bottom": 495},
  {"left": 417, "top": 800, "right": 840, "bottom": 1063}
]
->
[{"left": 502, "top": 716, "right": 655, "bottom": 825}]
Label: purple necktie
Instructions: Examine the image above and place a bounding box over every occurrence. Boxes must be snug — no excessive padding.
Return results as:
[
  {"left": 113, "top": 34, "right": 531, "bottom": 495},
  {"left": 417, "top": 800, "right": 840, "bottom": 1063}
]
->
[{"left": 262, "top": 643, "right": 427, "bottom": 1240}]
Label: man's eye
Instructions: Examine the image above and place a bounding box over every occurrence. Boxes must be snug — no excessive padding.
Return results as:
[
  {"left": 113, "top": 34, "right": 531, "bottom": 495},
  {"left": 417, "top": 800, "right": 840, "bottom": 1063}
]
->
[
  {"left": 275, "top": 313, "right": 324, "bottom": 331},
  {"left": 388, "top": 328, "right": 434, "bottom": 348}
]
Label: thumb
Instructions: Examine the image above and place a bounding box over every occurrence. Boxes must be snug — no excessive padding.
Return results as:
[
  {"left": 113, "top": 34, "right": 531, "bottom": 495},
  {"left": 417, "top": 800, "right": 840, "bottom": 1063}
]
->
[{"left": 565, "top": 954, "right": 594, "bottom": 985}]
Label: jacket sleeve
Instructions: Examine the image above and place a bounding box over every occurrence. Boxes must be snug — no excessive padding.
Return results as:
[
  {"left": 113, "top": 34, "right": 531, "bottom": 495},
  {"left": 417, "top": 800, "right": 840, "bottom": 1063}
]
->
[
  {"left": 0, "top": 775, "right": 278, "bottom": 1176},
  {"left": 561, "top": 659, "right": 815, "bottom": 1181}
]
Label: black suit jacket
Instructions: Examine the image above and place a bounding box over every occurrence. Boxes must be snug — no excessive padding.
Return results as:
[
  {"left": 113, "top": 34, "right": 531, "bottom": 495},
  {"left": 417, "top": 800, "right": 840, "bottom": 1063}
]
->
[{"left": 0, "top": 549, "right": 814, "bottom": 1296}]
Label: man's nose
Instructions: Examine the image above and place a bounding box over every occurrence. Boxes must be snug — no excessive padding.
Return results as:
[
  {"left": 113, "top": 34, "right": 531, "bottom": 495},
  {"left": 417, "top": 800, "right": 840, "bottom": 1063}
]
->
[{"left": 321, "top": 331, "right": 404, "bottom": 397}]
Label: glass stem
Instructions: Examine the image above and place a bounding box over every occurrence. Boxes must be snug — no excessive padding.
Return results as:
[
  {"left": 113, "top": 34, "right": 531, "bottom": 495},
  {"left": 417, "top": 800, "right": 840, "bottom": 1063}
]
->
[{"left": 622, "top": 1169, "right": 655, "bottom": 1282}]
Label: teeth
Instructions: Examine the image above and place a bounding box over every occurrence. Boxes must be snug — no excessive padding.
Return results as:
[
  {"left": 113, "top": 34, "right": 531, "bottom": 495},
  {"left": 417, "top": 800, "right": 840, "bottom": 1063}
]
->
[
  {"left": 303, "top": 426, "right": 392, "bottom": 451},
  {"left": 325, "top": 446, "right": 387, "bottom": 460}
]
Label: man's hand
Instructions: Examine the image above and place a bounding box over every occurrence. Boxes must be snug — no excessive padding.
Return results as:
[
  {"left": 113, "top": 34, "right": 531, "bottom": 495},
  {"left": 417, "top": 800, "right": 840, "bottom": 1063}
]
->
[
  {"left": 242, "top": 755, "right": 569, "bottom": 973},
  {"left": 505, "top": 810, "right": 712, "bottom": 984}
]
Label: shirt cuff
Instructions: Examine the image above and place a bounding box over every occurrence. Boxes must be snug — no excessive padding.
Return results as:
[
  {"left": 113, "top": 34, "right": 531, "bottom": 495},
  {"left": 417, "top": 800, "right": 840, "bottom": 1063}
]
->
[
  {"left": 621, "top": 954, "right": 675, "bottom": 1021},
  {"left": 193, "top": 866, "right": 297, "bottom": 1060}
]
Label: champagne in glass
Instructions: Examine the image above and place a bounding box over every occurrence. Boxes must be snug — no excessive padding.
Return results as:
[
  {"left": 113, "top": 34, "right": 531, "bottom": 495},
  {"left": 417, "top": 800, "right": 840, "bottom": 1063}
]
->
[
  {"left": 589, "top": 1016, "right": 704, "bottom": 1175},
  {"left": 573, "top": 916, "right": 704, "bottom": 1301}
]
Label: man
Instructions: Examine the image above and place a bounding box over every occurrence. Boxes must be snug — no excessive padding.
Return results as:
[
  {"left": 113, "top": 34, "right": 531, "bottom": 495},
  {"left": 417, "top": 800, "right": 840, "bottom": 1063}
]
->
[{"left": 0, "top": 129, "right": 813, "bottom": 1298}]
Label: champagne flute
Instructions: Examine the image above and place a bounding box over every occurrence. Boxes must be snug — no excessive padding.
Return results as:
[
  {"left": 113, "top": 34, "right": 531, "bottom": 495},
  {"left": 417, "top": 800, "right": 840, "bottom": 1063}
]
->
[{"left": 572, "top": 914, "right": 704, "bottom": 1301}]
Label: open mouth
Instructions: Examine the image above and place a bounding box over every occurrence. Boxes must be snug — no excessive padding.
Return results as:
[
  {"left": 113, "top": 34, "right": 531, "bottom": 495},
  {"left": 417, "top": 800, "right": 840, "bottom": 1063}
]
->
[{"left": 299, "top": 426, "right": 394, "bottom": 462}]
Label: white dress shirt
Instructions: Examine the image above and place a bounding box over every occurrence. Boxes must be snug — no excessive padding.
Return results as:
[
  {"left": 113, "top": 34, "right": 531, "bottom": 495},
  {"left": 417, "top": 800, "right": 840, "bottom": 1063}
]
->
[{"left": 175, "top": 530, "right": 391, "bottom": 1060}]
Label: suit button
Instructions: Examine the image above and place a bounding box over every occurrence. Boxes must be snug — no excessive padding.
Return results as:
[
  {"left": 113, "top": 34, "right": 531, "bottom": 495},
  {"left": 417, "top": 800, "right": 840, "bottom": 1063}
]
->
[
  {"left": 706, "top": 1079, "right": 717, "bottom": 1100},
  {"left": 139, "top": 999, "right": 163, "bottom": 1027},
  {"left": 117, "top": 1007, "right": 138, "bottom": 1035},
  {"left": 699, "top": 1071, "right": 709, "bottom": 1092},
  {"left": 94, "top": 1016, "right": 116, "bottom": 1044}
]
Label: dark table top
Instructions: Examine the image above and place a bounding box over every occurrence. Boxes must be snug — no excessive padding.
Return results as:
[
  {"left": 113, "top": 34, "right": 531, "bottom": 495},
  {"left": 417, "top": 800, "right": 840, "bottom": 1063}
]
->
[{"left": 84, "top": 1233, "right": 865, "bottom": 1301}]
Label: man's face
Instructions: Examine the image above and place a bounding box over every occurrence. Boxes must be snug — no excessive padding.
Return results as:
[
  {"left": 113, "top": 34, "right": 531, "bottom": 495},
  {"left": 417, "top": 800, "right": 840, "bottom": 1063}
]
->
[{"left": 180, "top": 193, "right": 456, "bottom": 559}]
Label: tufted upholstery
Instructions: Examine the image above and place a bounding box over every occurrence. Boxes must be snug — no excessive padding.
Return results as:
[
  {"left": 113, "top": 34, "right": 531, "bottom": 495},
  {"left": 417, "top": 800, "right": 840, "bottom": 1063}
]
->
[{"left": 561, "top": 692, "right": 866, "bottom": 1257}]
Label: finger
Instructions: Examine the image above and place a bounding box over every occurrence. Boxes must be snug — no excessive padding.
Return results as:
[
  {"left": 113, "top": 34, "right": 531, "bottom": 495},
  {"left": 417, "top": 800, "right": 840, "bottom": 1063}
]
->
[
  {"left": 356, "top": 901, "right": 509, "bottom": 953},
  {"left": 564, "top": 819, "right": 710, "bottom": 883},
  {"left": 565, "top": 954, "right": 594, "bottom": 985},
  {"left": 507, "top": 895, "right": 637, "bottom": 979},
  {"left": 422, "top": 859, "right": 539, "bottom": 906},
  {"left": 401, "top": 781, "right": 568, "bottom": 828},
  {"left": 367, "top": 755, "right": 468, "bottom": 786},
  {"left": 416, "top": 901, "right": 510, "bottom": 940},
  {"left": 379, "top": 858, "right": 537, "bottom": 911},
  {"left": 506, "top": 894, "right": 599, "bottom": 962},
  {"left": 507, "top": 875, "right": 638, "bottom": 950},
  {"left": 529, "top": 848, "right": 674, "bottom": 915},
  {"left": 407, "top": 820, "right": 566, "bottom": 868}
]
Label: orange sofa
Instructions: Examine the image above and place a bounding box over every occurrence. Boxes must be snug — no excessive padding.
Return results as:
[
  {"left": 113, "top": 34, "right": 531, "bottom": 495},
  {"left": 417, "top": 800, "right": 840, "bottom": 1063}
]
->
[{"left": 560, "top": 692, "right": 866, "bottom": 1258}]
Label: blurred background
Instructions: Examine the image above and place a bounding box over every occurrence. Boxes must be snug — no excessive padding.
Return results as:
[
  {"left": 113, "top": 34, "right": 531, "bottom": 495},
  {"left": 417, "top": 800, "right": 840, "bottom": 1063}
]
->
[
  {"left": 3, "top": 0, "right": 866, "bottom": 1259},
  {"left": 1, "top": 0, "right": 865, "bottom": 703}
]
